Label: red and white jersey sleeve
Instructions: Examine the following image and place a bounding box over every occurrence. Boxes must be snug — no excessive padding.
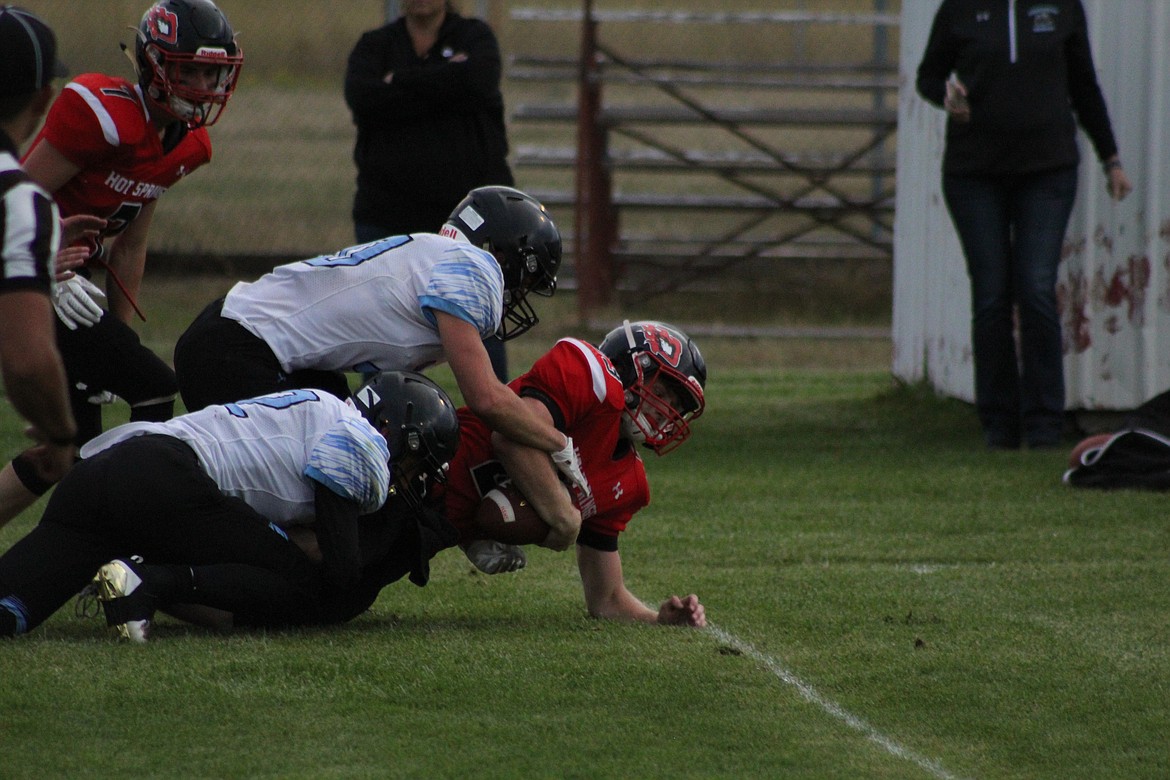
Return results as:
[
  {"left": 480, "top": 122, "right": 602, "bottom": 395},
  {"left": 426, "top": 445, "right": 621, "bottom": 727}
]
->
[
  {"left": 25, "top": 74, "right": 212, "bottom": 262},
  {"left": 440, "top": 338, "right": 650, "bottom": 542}
]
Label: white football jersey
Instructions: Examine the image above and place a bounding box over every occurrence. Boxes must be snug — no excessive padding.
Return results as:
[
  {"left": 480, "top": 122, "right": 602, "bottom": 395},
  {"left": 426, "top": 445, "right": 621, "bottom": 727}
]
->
[
  {"left": 220, "top": 234, "right": 504, "bottom": 374},
  {"left": 79, "top": 390, "right": 390, "bottom": 526}
]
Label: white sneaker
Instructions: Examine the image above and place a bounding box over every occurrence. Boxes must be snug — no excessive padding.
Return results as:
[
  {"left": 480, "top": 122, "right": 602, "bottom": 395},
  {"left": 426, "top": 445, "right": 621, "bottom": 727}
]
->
[{"left": 93, "top": 559, "right": 154, "bottom": 643}]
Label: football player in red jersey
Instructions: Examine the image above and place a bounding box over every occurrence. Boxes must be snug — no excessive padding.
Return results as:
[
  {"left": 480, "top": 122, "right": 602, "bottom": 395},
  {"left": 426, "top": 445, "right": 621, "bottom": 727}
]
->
[
  {"left": 438, "top": 320, "right": 708, "bottom": 627},
  {"left": 0, "top": 0, "right": 243, "bottom": 528}
]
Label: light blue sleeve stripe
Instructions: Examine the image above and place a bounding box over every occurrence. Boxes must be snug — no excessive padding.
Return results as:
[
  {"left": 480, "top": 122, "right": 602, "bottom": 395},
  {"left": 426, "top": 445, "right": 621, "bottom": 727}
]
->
[
  {"left": 424, "top": 248, "right": 504, "bottom": 338},
  {"left": 419, "top": 295, "right": 476, "bottom": 329},
  {"left": 305, "top": 418, "right": 391, "bottom": 514}
]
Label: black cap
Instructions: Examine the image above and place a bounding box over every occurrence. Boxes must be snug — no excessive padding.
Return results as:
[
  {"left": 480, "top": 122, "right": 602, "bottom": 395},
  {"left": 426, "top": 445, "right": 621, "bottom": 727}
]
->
[{"left": 0, "top": 6, "right": 68, "bottom": 97}]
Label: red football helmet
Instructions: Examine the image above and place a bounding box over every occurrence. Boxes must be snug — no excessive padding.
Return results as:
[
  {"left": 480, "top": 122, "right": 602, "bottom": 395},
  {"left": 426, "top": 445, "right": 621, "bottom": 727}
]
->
[
  {"left": 598, "top": 320, "right": 706, "bottom": 455},
  {"left": 135, "top": 0, "right": 243, "bottom": 128}
]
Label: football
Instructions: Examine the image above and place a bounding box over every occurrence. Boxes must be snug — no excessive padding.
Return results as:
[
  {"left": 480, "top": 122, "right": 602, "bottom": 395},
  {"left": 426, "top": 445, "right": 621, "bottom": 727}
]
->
[
  {"left": 472, "top": 483, "right": 551, "bottom": 545},
  {"left": 1068, "top": 432, "right": 1113, "bottom": 469}
]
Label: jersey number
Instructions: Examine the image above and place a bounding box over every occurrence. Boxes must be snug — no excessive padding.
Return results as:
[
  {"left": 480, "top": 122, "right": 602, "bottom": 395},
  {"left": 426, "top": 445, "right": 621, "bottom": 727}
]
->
[
  {"left": 103, "top": 201, "right": 144, "bottom": 238},
  {"left": 225, "top": 389, "right": 320, "bottom": 418},
  {"left": 303, "top": 235, "right": 412, "bottom": 268}
]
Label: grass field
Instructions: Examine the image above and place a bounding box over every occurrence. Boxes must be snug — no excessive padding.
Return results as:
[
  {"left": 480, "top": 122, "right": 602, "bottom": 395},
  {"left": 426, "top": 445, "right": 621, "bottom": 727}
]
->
[{"left": 0, "top": 280, "right": 1168, "bottom": 779}]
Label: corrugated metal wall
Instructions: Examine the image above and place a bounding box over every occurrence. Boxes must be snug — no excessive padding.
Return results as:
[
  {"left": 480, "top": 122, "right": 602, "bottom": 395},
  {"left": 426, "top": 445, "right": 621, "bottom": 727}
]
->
[{"left": 893, "top": 0, "right": 1170, "bottom": 410}]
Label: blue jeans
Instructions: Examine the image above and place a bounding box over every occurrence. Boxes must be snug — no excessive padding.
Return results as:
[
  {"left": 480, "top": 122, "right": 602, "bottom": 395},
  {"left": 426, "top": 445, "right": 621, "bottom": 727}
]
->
[
  {"left": 942, "top": 167, "right": 1078, "bottom": 448},
  {"left": 354, "top": 222, "right": 510, "bottom": 383}
]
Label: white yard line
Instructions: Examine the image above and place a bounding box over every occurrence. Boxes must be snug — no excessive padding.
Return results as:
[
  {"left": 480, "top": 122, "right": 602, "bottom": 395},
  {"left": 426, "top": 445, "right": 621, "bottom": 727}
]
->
[{"left": 707, "top": 624, "right": 966, "bottom": 780}]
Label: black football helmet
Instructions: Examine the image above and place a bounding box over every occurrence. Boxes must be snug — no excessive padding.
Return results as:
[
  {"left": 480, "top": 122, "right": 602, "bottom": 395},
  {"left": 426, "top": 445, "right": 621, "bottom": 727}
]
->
[
  {"left": 135, "top": 0, "right": 243, "bottom": 128},
  {"left": 442, "top": 186, "right": 562, "bottom": 341},
  {"left": 598, "top": 320, "right": 707, "bottom": 455},
  {"left": 351, "top": 370, "right": 460, "bottom": 509}
]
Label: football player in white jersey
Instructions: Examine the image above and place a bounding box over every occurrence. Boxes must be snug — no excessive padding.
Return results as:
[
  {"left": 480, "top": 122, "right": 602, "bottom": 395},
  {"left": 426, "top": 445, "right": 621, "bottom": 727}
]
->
[
  {"left": 0, "top": 371, "right": 451, "bottom": 642},
  {"left": 174, "top": 185, "right": 586, "bottom": 546}
]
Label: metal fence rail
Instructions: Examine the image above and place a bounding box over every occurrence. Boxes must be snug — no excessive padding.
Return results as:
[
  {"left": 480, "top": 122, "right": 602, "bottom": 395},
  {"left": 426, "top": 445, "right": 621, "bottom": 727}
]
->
[{"left": 507, "top": 3, "right": 898, "bottom": 319}]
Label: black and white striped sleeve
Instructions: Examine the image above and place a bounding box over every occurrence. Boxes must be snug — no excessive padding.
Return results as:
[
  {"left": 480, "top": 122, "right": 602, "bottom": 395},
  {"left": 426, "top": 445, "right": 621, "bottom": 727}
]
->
[{"left": 0, "top": 152, "right": 58, "bottom": 295}]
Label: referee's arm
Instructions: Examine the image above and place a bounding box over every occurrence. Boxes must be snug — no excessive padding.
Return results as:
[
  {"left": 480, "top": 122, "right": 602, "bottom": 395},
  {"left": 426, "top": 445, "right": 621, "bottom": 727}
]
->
[{"left": 0, "top": 288, "right": 76, "bottom": 445}]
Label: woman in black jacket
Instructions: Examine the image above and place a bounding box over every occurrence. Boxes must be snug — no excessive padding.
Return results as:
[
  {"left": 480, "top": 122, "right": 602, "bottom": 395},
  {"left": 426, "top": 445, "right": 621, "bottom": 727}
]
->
[
  {"left": 343, "top": 0, "right": 515, "bottom": 381},
  {"left": 344, "top": 0, "right": 513, "bottom": 242},
  {"left": 917, "top": 0, "right": 1131, "bottom": 450}
]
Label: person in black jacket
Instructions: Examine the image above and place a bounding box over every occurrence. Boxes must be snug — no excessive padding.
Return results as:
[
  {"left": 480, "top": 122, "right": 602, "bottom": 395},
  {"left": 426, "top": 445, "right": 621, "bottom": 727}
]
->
[
  {"left": 344, "top": 0, "right": 514, "bottom": 380},
  {"left": 916, "top": 0, "right": 1132, "bottom": 450}
]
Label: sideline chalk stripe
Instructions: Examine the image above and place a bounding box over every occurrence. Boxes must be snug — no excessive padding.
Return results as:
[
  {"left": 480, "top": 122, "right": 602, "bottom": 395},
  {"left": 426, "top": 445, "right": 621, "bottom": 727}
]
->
[{"left": 708, "top": 624, "right": 966, "bottom": 780}]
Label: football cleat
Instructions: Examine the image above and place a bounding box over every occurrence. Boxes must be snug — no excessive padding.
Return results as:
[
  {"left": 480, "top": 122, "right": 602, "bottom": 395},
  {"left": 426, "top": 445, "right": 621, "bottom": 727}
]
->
[{"left": 93, "top": 558, "right": 156, "bottom": 643}]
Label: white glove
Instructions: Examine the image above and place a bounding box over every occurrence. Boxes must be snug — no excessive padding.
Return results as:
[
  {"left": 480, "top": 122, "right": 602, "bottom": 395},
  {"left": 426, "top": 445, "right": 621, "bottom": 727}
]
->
[
  {"left": 462, "top": 539, "right": 527, "bottom": 574},
  {"left": 53, "top": 276, "right": 105, "bottom": 330},
  {"left": 551, "top": 436, "right": 590, "bottom": 497}
]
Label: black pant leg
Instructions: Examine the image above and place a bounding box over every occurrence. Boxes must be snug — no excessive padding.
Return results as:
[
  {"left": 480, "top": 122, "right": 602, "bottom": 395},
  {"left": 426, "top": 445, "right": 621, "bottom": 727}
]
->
[
  {"left": 173, "top": 298, "right": 289, "bottom": 410},
  {"left": 56, "top": 313, "right": 177, "bottom": 444},
  {"left": 3, "top": 435, "right": 321, "bottom": 635}
]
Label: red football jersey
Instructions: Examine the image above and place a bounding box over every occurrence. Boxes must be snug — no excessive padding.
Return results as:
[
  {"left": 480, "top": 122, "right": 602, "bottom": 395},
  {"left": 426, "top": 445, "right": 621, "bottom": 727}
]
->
[
  {"left": 440, "top": 337, "right": 650, "bottom": 543},
  {"left": 25, "top": 73, "right": 212, "bottom": 264}
]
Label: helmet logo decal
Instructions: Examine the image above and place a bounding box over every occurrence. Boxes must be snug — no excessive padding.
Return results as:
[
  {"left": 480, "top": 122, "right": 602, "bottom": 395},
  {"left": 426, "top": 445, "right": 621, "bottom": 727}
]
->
[
  {"left": 641, "top": 324, "right": 684, "bottom": 368},
  {"left": 457, "top": 205, "right": 485, "bottom": 231},
  {"left": 356, "top": 384, "right": 381, "bottom": 410},
  {"left": 147, "top": 6, "right": 179, "bottom": 45}
]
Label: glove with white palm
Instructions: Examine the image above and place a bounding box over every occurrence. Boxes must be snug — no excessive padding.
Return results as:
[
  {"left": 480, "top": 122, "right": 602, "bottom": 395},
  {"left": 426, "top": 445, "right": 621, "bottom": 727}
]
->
[{"left": 53, "top": 276, "right": 105, "bottom": 330}]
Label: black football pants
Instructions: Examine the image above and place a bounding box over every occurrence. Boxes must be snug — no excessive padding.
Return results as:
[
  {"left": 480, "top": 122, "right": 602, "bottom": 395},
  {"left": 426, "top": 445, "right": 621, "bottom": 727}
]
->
[
  {"left": 56, "top": 311, "right": 177, "bottom": 444},
  {"left": 0, "top": 435, "right": 320, "bottom": 636},
  {"left": 173, "top": 297, "right": 350, "bottom": 411}
]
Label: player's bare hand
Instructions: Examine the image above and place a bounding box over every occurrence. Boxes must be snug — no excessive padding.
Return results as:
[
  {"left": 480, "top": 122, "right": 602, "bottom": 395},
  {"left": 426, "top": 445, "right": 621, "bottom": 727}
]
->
[
  {"left": 657, "top": 594, "right": 706, "bottom": 627},
  {"left": 539, "top": 521, "right": 579, "bottom": 552},
  {"left": 53, "top": 245, "right": 91, "bottom": 282},
  {"left": 60, "top": 214, "right": 106, "bottom": 246}
]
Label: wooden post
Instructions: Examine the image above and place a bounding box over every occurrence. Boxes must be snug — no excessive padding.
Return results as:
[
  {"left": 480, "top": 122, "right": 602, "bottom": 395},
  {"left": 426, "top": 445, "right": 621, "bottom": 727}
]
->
[{"left": 575, "top": 0, "right": 615, "bottom": 322}]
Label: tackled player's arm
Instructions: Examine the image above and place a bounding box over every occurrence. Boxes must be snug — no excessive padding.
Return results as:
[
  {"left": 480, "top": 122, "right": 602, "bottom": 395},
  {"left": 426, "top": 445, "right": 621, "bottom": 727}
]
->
[
  {"left": 490, "top": 398, "right": 581, "bottom": 551},
  {"left": 577, "top": 544, "right": 706, "bottom": 628},
  {"left": 104, "top": 200, "right": 155, "bottom": 323}
]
